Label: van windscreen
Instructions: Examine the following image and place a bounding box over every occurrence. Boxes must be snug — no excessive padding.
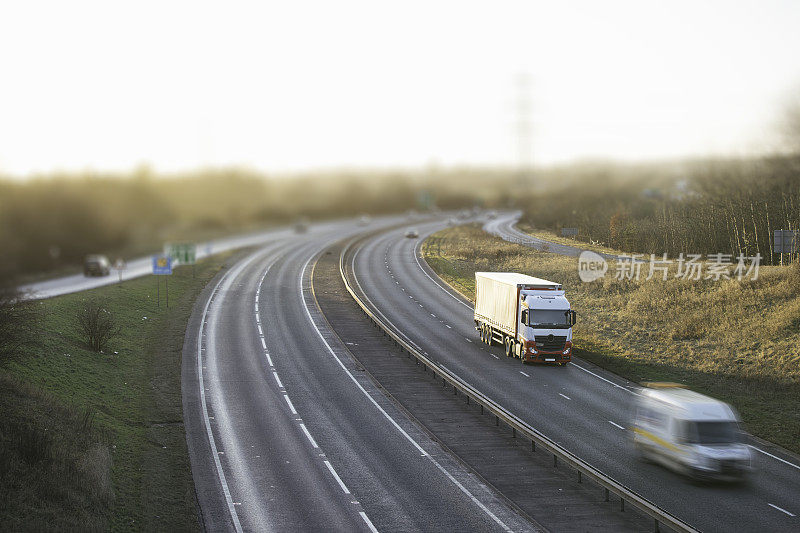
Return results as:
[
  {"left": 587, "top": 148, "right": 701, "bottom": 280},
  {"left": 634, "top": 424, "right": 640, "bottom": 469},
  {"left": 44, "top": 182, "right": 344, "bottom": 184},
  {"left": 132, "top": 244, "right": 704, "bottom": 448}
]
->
[{"left": 682, "top": 421, "right": 739, "bottom": 444}]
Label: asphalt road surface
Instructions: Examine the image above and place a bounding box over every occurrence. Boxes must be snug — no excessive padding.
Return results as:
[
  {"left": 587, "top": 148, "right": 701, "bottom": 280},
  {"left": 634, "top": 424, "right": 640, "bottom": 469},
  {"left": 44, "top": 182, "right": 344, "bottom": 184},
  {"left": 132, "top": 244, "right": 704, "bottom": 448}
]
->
[
  {"left": 182, "top": 219, "right": 536, "bottom": 532},
  {"left": 348, "top": 219, "right": 800, "bottom": 533}
]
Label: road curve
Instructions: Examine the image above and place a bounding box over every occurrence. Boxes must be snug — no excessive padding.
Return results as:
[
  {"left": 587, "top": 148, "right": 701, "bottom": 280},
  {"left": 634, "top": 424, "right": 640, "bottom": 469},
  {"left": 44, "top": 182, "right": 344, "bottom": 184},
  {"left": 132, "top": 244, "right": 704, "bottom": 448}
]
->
[
  {"left": 182, "top": 219, "right": 537, "bottom": 532},
  {"left": 348, "top": 220, "right": 800, "bottom": 533},
  {"left": 484, "top": 211, "right": 621, "bottom": 260}
]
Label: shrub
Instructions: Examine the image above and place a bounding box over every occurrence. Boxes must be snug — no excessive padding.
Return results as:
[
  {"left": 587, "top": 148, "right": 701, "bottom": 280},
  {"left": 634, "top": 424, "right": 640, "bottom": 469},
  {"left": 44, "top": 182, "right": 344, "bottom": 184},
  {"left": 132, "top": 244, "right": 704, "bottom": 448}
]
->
[{"left": 74, "top": 300, "right": 120, "bottom": 353}]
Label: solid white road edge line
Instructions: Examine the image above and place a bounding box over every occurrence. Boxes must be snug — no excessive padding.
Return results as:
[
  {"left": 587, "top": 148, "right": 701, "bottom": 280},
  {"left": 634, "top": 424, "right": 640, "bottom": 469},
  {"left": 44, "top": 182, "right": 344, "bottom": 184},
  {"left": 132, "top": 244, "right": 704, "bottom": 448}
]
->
[
  {"left": 750, "top": 446, "right": 800, "bottom": 471},
  {"left": 199, "top": 249, "right": 277, "bottom": 533},
  {"left": 412, "top": 236, "right": 472, "bottom": 310}
]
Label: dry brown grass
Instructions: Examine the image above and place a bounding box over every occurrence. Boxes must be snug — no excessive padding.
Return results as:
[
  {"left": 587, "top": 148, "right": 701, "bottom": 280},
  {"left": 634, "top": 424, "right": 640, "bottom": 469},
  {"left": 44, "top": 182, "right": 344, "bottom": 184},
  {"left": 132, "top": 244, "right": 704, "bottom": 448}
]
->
[{"left": 423, "top": 224, "right": 800, "bottom": 452}]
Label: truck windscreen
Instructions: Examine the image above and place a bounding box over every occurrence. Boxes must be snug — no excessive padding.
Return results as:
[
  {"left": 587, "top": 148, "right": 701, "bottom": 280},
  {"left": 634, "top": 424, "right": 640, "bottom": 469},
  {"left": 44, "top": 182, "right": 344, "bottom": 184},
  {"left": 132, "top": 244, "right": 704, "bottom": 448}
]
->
[{"left": 530, "top": 309, "right": 571, "bottom": 328}]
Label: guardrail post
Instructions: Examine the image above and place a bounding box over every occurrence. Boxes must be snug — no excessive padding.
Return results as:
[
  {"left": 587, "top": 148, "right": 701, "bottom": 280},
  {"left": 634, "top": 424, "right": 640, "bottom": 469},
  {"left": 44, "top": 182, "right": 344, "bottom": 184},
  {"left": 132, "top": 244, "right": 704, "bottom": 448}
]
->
[
  {"left": 620, "top": 498, "right": 625, "bottom": 512},
  {"left": 654, "top": 519, "right": 660, "bottom": 532},
  {"left": 495, "top": 415, "right": 499, "bottom": 426},
  {"left": 553, "top": 455, "right": 558, "bottom": 468},
  {"left": 512, "top": 427, "right": 516, "bottom": 438},
  {"left": 531, "top": 440, "right": 535, "bottom": 452},
  {"left": 454, "top": 386, "right": 458, "bottom": 396},
  {"left": 466, "top": 396, "right": 469, "bottom": 405},
  {"left": 480, "top": 405, "right": 484, "bottom": 414},
  {"left": 577, "top": 471, "right": 582, "bottom": 483},
  {"left": 605, "top": 488, "right": 609, "bottom": 502}
]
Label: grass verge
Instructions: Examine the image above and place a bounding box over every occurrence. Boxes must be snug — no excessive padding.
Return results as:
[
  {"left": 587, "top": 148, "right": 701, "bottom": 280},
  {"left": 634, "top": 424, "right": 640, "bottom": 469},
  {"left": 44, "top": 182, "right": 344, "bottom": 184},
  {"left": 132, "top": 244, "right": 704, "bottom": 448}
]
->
[
  {"left": 423, "top": 224, "right": 800, "bottom": 454},
  {"left": 1, "top": 251, "right": 236, "bottom": 531}
]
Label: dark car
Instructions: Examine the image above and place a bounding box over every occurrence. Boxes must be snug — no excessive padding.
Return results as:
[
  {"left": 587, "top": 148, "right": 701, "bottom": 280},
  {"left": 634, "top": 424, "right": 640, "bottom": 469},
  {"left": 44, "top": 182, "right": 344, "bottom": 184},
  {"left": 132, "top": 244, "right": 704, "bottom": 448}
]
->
[{"left": 84, "top": 254, "right": 111, "bottom": 276}]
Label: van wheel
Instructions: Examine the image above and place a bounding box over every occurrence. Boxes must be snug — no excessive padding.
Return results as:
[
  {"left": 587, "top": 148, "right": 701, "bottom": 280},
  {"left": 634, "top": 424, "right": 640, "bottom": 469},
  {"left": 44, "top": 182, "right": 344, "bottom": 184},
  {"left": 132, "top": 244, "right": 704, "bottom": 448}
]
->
[{"left": 635, "top": 443, "right": 653, "bottom": 464}]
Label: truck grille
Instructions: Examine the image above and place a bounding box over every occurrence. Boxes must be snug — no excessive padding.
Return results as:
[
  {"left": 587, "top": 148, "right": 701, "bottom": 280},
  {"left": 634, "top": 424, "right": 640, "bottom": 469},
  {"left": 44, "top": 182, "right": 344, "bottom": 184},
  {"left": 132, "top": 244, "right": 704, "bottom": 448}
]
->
[{"left": 535, "top": 335, "right": 566, "bottom": 351}]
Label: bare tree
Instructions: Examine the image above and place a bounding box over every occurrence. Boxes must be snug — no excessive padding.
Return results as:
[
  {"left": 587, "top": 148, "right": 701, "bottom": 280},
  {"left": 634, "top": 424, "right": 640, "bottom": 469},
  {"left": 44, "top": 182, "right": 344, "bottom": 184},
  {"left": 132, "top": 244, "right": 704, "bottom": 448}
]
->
[
  {"left": 0, "top": 287, "right": 42, "bottom": 360},
  {"left": 74, "top": 300, "right": 120, "bottom": 353}
]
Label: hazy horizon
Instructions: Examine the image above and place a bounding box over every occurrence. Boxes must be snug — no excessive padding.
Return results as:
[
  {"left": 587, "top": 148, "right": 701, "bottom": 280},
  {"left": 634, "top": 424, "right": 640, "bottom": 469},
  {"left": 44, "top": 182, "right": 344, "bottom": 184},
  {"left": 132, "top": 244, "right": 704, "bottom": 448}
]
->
[{"left": 2, "top": 0, "right": 799, "bottom": 178}]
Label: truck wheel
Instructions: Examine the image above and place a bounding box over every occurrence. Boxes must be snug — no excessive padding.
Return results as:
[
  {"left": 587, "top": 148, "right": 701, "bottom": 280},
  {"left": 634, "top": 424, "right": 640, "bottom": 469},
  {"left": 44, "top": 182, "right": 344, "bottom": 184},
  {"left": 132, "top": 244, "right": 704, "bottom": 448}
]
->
[
  {"left": 504, "top": 338, "right": 512, "bottom": 357},
  {"left": 486, "top": 329, "right": 493, "bottom": 346}
]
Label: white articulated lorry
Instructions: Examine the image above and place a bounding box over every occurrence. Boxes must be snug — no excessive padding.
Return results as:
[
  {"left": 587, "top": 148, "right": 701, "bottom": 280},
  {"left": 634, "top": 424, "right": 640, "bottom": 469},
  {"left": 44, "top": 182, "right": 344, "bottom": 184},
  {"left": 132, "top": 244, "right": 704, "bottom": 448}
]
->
[{"left": 474, "top": 272, "right": 576, "bottom": 365}]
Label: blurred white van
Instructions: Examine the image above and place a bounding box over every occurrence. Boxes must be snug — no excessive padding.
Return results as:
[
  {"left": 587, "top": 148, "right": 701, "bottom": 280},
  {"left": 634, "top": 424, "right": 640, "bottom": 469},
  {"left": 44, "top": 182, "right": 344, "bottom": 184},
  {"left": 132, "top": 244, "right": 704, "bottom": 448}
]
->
[{"left": 632, "top": 383, "right": 751, "bottom": 481}]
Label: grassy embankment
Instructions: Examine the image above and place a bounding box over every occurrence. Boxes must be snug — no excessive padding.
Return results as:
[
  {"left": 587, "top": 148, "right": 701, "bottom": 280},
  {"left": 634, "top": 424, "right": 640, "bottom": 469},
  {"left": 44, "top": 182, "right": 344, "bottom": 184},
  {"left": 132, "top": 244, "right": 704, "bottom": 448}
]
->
[
  {"left": 423, "top": 224, "right": 800, "bottom": 453},
  {"left": 0, "top": 252, "right": 236, "bottom": 531}
]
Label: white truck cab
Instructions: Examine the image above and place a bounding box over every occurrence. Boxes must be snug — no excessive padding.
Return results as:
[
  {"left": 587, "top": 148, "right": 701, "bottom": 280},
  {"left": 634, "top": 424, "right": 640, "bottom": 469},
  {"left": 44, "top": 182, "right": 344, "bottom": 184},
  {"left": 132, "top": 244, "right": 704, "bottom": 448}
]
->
[
  {"left": 632, "top": 383, "right": 752, "bottom": 481},
  {"left": 519, "top": 289, "right": 575, "bottom": 363},
  {"left": 474, "top": 272, "right": 576, "bottom": 364}
]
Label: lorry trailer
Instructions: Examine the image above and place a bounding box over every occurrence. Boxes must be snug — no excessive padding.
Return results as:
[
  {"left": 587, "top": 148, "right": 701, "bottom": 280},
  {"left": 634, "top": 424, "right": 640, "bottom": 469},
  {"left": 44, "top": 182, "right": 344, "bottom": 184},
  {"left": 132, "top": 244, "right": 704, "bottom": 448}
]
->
[{"left": 474, "top": 272, "right": 576, "bottom": 364}]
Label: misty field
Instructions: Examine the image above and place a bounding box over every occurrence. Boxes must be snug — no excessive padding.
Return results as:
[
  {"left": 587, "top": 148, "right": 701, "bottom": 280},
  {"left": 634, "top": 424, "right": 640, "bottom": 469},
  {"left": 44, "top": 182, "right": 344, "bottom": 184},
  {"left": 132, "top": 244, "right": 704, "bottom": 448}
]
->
[{"left": 423, "top": 224, "right": 800, "bottom": 453}]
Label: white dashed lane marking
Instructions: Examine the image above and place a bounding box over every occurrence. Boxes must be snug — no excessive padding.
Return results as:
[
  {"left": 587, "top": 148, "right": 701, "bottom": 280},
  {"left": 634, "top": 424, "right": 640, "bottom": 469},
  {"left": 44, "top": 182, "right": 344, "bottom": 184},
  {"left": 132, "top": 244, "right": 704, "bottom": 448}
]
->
[
  {"left": 768, "top": 503, "right": 795, "bottom": 517},
  {"left": 283, "top": 394, "right": 298, "bottom": 415}
]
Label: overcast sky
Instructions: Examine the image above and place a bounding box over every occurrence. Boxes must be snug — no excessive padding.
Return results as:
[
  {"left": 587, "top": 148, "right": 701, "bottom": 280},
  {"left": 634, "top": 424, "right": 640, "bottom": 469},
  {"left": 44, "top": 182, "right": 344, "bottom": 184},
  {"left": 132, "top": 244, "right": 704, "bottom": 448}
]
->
[{"left": 1, "top": 0, "right": 799, "bottom": 176}]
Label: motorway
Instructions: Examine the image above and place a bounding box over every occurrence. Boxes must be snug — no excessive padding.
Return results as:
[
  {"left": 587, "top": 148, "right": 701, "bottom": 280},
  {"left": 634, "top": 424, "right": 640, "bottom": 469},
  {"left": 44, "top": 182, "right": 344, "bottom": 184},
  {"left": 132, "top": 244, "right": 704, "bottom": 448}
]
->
[
  {"left": 348, "top": 218, "right": 800, "bottom": 532},
  {"left": 22, "top": 212, "right": 800, "bottom": 531},
  {"left": 181, "top": 218, "right": 535, "bottom": 532},
  {"left": 18, "top": 220, "right": 352, "bottom": 300}
]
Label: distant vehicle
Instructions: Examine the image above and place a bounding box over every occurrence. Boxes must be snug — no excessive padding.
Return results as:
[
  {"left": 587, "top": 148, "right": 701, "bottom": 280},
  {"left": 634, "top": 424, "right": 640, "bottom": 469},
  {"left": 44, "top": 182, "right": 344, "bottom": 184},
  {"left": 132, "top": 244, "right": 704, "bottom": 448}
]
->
[
  {"left": 487, "top": 210, "right": 497, "bottom": 219},
  {"left": 447, "top": 218, "right": 458, "bottom": 226},
  {"left": 294, "top": 217, "right": 310, "bottom": 234},
  {"left": 458, "top": 209, "right": 471, "bottom": 220},
  {"left": 474, "top": 272, "right": 576, "bottom": 364},
  {"left": 83, "top": 254, "right": 111, "bottom": 276},
  {"left": 632, "top": 383, "right": 752, "bottom": 482},
  {"left": 404, "top": 228, "right": 419, "bottom": 238},
  {"left": 358, "top": 215, "right": 371, "bottom": 226}
]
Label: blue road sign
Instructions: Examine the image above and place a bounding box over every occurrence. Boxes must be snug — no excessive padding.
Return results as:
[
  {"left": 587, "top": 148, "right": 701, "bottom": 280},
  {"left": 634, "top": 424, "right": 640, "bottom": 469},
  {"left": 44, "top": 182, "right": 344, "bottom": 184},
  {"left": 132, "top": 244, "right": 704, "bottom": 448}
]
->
[{"left": 152, "top": 255, "right": 173, "bottom": 275}]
